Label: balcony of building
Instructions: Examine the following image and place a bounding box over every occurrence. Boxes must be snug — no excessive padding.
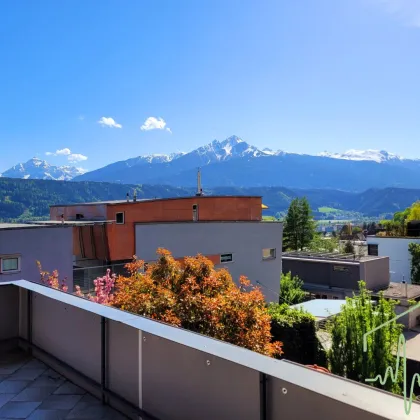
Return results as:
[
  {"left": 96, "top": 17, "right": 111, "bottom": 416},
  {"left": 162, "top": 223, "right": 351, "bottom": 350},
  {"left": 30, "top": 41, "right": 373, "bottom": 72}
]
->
[{"left": 0, "top": 280, "right": 418, "bottom": 420}]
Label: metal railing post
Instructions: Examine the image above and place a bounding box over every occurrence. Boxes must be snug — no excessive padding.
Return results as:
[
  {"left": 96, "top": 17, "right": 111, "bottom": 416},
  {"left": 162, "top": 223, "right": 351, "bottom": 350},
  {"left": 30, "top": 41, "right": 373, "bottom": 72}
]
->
[
  {"left": 101, "top": 316, "right": 107, "bottom": 404},
  {"left": 27, "top": 290, "right": 32, "bottom": 355},
  {"left": 260, "top": 372, "right": 267, "bottom": 420}
]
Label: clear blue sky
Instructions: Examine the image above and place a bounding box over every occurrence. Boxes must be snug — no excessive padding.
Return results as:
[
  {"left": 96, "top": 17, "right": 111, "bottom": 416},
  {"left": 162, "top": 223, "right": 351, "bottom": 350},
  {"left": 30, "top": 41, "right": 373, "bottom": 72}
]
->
[{"left": 1, "top": 0, "right": 420, "bottom": 172}]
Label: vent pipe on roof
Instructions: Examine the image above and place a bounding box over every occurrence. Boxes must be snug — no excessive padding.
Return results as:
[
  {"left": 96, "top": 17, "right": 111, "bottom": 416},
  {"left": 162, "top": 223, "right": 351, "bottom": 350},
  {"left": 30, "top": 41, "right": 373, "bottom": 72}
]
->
[
  {"left": 126, "top": 192, "right": 130, "bottom": 203},
  {"left": 133, "top": 190, "right": 137, "bottom": 202},
  {"left": 196, "top": 167, "right": 203, "bottom": 196}
]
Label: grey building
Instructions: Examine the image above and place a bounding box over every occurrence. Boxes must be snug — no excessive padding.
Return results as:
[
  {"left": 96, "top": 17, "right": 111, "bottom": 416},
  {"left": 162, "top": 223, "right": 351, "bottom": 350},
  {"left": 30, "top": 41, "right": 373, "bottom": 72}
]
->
[
  {"left": 135, "top": 221, "right": 282, "bottom": 302},
  {"left": 0, "top": 223, "right": 73, "bottom": 290},
  {"left": 282, "top": 251, "right": 390, "bottom": 300}
]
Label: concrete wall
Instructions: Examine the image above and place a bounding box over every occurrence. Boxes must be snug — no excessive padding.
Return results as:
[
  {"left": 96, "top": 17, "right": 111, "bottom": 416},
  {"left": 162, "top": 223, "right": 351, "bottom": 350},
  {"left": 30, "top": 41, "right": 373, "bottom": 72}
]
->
[
  {"left": 361, "top": 257, "right": 390, "bottom": 290},
  {"left": 135, "top": 221, "right": 282, "bottom": 302},
  {"left": 0, "top": 285, "right": 19, "bottom": 341},
  {"left": 0, "top": 227, "right": 74, "bottom": 290},
  {"left": 283, "top": 258, "right": 361, "bottom": 289},
  {"left": 367, "top": 236, "right": 420, "bottom": 284},
  {"left": 283, "top": 257, "right": 390, "bottom": 294}
]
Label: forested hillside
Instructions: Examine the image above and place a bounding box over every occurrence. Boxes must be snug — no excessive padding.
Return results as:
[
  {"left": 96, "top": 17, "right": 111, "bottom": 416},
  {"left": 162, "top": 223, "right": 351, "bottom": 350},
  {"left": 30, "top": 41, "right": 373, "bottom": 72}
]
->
[{"left": 1, "top": 177, "right": 419, "bottom": 222}]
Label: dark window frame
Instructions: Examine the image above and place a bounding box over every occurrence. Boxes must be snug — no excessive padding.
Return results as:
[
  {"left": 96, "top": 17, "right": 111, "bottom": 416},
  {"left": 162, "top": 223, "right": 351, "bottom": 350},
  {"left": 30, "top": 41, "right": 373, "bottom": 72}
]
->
[
  {"left": 220, "top": 253, "right": 233, "bottom": 263},
  {"left": 116, "top": 212, "right": 125, "bottom": 225}
]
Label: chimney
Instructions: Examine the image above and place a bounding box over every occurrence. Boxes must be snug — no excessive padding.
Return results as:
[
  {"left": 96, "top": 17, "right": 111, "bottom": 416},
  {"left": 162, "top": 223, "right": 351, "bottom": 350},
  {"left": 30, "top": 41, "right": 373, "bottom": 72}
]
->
[
  {"left": 196, "top": 167, "right": 202, "bottom": 196},
  {"left": 133, "top": 190, "right": 137, "bottom": 202},
  {"left": 126, "top": 192, "right": 130, "bottom": 202}
]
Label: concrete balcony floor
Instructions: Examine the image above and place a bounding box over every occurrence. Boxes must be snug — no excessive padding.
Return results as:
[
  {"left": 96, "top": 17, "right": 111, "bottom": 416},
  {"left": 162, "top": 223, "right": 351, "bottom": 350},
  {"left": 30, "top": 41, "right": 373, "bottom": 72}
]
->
[{"left": 0, "top": 348, "right": 127, "bottom": 420}]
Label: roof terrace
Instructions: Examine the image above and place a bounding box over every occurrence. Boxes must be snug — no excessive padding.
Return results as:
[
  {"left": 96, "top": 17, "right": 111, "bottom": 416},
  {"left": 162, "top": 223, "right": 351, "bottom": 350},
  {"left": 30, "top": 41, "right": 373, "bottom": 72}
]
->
[{"left": 0, "top": 280, "right": 418, "bottom": 420}]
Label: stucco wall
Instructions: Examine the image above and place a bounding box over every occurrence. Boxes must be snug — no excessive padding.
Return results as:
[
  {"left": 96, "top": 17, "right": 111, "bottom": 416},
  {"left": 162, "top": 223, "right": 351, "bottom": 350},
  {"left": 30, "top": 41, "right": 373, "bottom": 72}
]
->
[
  {"left": 0, "top": 227, "right": 74, "bottom": 289},
  {"left": 135, "top": 221, "right": 282, "bottom": 302},
  {"left": 367, "top": 236, "right": 420, "bottom": 284}
]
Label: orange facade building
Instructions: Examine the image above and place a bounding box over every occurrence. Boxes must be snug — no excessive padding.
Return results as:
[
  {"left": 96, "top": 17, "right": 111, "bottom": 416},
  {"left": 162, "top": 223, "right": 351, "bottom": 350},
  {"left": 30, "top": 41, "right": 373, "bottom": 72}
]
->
[{"left": 50, "top": 196, "right": 263, "bottom": 263}]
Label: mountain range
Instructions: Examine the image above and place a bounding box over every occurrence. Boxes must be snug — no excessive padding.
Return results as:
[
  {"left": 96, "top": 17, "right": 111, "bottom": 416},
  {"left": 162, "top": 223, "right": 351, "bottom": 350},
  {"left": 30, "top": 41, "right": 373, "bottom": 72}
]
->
[
  {"left": 2, "top": 136, "right": 420, "bottom": 191},
  {"left": 0, "top": 158, "right": 86, "bottom": 181}
]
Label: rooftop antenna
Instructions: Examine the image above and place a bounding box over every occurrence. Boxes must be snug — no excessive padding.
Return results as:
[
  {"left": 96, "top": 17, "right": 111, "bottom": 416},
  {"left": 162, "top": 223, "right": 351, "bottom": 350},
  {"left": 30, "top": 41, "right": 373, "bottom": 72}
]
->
[
  {"left": 133, "top": 190, "right": 137, "bottom": 202},
  {"left": 126, "top": 192, "right": 130, "bottom": 203},
  {"left": 196, "top": 167, "right": 203, "bottom": 196}
]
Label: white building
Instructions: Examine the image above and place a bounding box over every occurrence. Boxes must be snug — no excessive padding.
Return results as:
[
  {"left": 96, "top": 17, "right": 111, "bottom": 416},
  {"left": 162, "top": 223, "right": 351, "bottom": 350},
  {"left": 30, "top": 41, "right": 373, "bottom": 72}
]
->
[{"left": 366, "top": 235, "right": 420, "bottom": 284}]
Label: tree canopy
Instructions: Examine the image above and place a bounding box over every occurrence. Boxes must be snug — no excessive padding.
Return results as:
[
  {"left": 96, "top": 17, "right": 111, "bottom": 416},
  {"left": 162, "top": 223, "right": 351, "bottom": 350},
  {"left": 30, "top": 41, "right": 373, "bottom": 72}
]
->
[
  {"left": 328, "top": 281, "right": 403, "bottom": 394},
  {"left": 279, "top": 272, "right": 306, "bottom": 305},
  {"left": 283, "top": 197, "right": 316, "bottom": 250}
]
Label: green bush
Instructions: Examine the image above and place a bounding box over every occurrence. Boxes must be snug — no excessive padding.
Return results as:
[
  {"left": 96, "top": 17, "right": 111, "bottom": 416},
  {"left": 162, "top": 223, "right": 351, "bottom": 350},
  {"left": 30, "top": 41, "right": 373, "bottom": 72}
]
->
[{"left": 268, "top": 303, "right": 326, "bottom": 366}]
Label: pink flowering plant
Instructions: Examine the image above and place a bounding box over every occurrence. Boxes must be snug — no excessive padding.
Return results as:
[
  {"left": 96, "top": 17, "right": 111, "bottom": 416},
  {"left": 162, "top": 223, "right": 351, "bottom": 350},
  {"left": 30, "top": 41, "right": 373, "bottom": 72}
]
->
[
  {"left": 75, "top": 269, "right": 115, "bottom": 305},
  {"left": 37, "top": 261, "right": 115, "bottom": 305}
]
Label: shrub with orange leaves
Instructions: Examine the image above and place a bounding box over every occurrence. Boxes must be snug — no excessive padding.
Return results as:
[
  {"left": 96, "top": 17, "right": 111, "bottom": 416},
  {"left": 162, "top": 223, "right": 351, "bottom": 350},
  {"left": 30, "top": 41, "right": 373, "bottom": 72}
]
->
[{"left": 113, "top": 248, "right": 283, "bottom": 357}]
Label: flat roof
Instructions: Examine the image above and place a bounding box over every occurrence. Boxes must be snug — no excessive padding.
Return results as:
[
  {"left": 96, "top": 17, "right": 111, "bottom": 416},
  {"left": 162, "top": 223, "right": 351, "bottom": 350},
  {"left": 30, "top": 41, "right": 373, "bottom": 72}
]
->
[
  {"left": 26, "top": 220, "right": 114, "bottom": 226},
  {"left": 50, "top": 195, "right": 262, "bottom": 207},
  {"left": 0, "top": 223, "right": 72, "bottom": 231},
  {"left": 292, "top": 299, "right": 346, "bottom": 320},
  {"left": 367, "top": 235, "right": 420, "bottom": 240},
  {"left": 375, "top": 282, "right": 420, "bottom": 299},
  {"left": 283, "top": 251, "right": 384, "bottom": 263}
]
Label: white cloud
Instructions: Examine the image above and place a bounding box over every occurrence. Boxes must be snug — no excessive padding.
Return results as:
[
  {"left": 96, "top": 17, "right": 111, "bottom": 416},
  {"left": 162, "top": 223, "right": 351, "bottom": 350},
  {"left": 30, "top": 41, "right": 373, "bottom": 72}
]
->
[
  {"left": 140, "top": 117, "right": 171, "bottom": 133},
  {"left": 98, "top": 117, "right": 122, "bottom": 128},
  {"left": 46, "top": 148, "right": 72, "bottom": 156},
  {"left": 68, "top": 153, "right": 88, "bottom": 163},
  {"left": 372, "top": 0, "right": 420, "bottom": 27},
  {"left": 56, "top": 148, "right": 71, "bottom": 156}
]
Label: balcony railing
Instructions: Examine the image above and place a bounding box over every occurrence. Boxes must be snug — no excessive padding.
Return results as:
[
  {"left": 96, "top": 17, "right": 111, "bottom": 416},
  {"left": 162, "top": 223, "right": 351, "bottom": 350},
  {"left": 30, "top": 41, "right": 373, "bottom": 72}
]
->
[
  {"left": 0, "top": 279, "right": 419, "bottom": 420},
  {"left": 73, "top": 263, "right": 129, "bottom": 293}
]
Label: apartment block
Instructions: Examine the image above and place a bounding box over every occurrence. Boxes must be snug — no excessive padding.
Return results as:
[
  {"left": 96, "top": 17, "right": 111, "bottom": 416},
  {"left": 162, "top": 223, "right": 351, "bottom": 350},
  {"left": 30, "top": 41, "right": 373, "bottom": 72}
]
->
[
  {"left": 367, "top": 235, "right": 420, "bottom": 284},
  {"left": 136, "top": 221, "right": 282, "bottom": 302},
  {"left": 50, "top": 195, "right": 281, "bottom": 301},
  {"left": 282, "top": 251, "right": 390, "bottom": 299},
  {"left": 0, "top": 223, "right": 73, "bottom": 289}
]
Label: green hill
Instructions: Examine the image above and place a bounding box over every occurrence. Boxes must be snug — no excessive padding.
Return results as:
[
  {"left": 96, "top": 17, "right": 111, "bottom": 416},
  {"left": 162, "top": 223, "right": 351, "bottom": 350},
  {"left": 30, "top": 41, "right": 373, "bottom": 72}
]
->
[{"left": 1, "top": 177, "right": 419, "bottom": 222}]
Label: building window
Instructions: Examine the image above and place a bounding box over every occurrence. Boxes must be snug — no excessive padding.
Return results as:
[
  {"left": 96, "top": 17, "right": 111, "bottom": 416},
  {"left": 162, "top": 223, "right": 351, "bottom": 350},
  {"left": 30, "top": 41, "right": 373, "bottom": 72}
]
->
[
  {"left": 333, "top": 265, "right": 349, "bottom": 272},
  {"left": 75, "top": 213, "right": 84, "bottom": 220},
  {"left": 1, "top": 256, "right": 20, "bottom": 273},
  {"left": 220, "top": 253, "right": 233, "bottom": 263},
  {"left": 192, "top": 204, "right": 199, "bottom": 222},
  {"left": 262, "top": 248, "right": 276, "bottom": 260},
  {"left": 368, "top": 244, "right": 379, "bottom": 256},
  {"left": 116, "top": 212, "right": 125, "bottom": 225}
]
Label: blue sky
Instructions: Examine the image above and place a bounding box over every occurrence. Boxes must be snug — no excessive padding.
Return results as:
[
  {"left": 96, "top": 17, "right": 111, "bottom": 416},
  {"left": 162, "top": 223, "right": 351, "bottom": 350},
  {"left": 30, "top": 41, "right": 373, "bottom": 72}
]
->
[{"left": 2, "top": 0, "right": 420, "bottom": 172}]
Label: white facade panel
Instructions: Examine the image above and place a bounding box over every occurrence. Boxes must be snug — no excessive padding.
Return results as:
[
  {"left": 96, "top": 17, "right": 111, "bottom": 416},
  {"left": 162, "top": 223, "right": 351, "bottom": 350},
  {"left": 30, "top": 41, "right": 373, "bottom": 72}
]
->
[{"left": 366, "top": 236, "right": 420, "bottom": 284}]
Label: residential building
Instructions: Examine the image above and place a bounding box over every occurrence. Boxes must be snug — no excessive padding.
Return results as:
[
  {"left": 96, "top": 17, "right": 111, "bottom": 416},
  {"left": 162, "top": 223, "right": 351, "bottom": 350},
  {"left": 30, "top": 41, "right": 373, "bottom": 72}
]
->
[
  {"left": 0, "top": 223, "right": 73, "bottom": 290},
  {"left": 366, "top": 235, "right": 420, "bottom": 284},
  {"left": 1, "top": 280, "right": 418, "bottom": 419},
  {"left": 50, "top": 195, "right": 281, "bottom": 301},
  {"left": 135, "top": 221, "right": 282, "bottom": 302},
  {"left": 282, "top": 251, "right": 389, "bottom": 300}
]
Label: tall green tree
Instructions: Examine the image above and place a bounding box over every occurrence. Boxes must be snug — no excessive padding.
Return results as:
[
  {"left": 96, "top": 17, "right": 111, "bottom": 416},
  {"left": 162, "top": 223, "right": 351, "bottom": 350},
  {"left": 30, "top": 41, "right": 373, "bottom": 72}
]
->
[
  {"left": 409, "top": 243, "right": 420, "bottom": 285},
  {"left": 328, "top": 281, "right": 403, "bottom": 394},
  {"left": 283, "top": 197, "right": 316, "bottom": 250},
  {"left": 280, "top": 272, "right": 306, "bottom": 305}
]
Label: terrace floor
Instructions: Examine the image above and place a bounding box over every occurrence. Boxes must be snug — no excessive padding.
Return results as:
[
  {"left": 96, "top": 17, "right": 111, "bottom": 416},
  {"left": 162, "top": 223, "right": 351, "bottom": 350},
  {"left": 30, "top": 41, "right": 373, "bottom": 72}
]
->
[{"left": 0, "top": 348, "right": 127, "bottom": 419}]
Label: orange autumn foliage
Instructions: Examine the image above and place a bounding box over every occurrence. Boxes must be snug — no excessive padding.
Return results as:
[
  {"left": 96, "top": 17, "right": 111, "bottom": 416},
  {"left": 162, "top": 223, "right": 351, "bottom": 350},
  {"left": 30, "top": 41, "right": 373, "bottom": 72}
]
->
[{"left": 113, "top": 248, "right": 283, "bottom": 358}]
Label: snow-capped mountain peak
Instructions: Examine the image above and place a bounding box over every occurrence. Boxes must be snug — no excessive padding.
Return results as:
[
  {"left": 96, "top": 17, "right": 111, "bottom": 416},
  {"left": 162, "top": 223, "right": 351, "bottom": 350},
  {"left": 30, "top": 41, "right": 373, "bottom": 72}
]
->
[
  {"left": 318, "top": 149, "right": 404, "bottom": 163},
  {"left": 0, "top": 158, "right": 86, "bottom": 181}
]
